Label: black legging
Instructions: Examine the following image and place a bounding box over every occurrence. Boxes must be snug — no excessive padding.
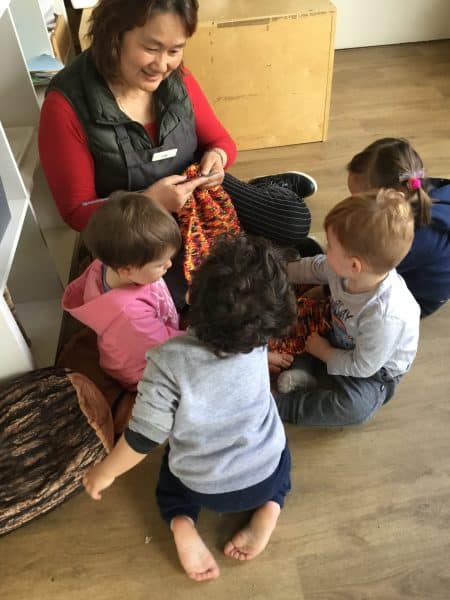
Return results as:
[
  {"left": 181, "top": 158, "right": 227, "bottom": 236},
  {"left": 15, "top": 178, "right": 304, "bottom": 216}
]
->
[{"left": 222, "top": 172, "right": 311, "bottom": 246}]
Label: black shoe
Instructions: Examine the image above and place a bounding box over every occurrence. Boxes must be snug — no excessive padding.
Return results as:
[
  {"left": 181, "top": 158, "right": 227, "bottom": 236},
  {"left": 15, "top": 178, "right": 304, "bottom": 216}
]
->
[
  {"left": 249, "top": 171, "right": 318, "bottom": 199},
  {"left": 296, "top": 236, "right": 324, "bottom": 257}
]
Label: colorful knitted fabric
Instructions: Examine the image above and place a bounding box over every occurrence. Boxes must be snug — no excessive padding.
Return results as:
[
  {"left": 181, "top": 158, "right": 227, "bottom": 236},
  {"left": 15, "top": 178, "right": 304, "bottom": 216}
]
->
[
  {"left": 177, "top": 167, "right": 329, "bottom": 354},
  {"left": 269, "top": 289, "right": 332, "bottom": 355},
  {"left": 177, "top": 164, "right": 241, "bottom": 283}
]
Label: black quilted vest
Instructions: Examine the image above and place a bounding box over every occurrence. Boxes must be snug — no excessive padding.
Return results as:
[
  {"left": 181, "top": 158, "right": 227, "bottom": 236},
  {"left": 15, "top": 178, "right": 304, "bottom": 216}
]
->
[{"left": 47, "top": 51, "right": 198, "bottom": 197}]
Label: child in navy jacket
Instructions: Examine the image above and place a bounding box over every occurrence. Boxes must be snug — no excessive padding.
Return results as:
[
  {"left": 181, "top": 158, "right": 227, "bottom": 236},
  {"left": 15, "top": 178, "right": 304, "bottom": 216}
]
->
[{"left": 347, "top": 138, "right": 450, "bottom": 317}]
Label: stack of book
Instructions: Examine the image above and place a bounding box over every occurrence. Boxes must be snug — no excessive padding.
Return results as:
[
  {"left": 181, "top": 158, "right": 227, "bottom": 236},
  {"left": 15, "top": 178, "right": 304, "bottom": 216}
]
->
[{"left": 27, "top": 53, "right": 64, "bottom": 86}]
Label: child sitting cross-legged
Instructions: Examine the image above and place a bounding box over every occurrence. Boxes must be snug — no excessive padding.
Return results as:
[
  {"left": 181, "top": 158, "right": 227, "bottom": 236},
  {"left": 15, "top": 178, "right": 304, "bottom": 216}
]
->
[
  {"left": 83, "top": 234, "right": 297, "bottom": 582},
  {"left": 275, "top": 189, "right": 421, "bottom": 428},
  {"left": 62, "top": 191, "right": 183, "bottom": 390}
]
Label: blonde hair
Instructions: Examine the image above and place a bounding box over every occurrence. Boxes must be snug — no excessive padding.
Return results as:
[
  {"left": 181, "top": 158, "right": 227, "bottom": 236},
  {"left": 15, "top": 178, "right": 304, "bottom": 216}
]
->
[
  {"left": 324, "top": 189, "right": 414, "bottom": 274},
  {"left": 347, "top": 137, "right": 432, "bottom": 227}
]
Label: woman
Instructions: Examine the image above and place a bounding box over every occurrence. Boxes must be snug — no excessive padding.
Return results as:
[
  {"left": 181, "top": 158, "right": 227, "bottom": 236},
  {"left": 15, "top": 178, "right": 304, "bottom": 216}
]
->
[{"left": 39, "top": 0, "right": 316, "bottom": 235}]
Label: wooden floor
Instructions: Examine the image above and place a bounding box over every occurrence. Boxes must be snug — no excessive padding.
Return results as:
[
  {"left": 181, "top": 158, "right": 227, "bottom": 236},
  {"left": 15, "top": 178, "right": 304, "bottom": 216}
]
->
[{"left": 2, "top": 41, "right": 450, "bottom": 600}]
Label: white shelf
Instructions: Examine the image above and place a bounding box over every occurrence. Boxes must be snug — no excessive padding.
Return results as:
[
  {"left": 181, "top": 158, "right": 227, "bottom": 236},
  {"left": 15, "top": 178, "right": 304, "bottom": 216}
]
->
[
  {"left": 0, "top": 195, "right": 28, "bottom": 294},
  {"left": 0, "top": 2, "right": 76, "bottom": 381},
  {"left": 70, "top": 1, "right": 96, "bottom": 8},
  {"left": 10, "top": 0, "right": 53, "bottom": 61},
  {"left": 0, "top": 122, "right": 29, "bottom": 295},
  {"left": 18, "top": 128, "right": 38, "bottom": 194},
  {"left": 4, "top": 126, "right": 38, "bottom": 193},
  {"left": 44, "top": 226, "right": 78, "bottom": 286},
  {"left": 0, "top": 294, "right": 34, "bottom": 380},
  {"left": 15, "top": 298, "right": 63, "bottom": 368},
  {"left": 0, "top": 1, "right": 10, "bottom": 20},
  {"left": 5, "top": 125, "right": 34, "bottom": 164}
]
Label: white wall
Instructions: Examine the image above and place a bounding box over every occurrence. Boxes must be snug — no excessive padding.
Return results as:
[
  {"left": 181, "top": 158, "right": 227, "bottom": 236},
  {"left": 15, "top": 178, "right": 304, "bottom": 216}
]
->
[{"left": 333, "top": 0, "right": 450, "bottom": 49}]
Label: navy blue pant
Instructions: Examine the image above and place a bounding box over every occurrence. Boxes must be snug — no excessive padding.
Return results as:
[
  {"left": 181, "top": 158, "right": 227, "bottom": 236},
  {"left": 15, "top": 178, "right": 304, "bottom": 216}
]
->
[
  {"left": 416, "top": 296, "right": 447, "bottom": 318},
  {"left": 156, "top": 443, "right": 291, "bottom": 524}
]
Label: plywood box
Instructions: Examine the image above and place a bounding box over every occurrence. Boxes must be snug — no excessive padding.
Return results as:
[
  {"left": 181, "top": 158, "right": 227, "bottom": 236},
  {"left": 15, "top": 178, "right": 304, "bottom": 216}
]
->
[
  {"left": 184, "top": 1, "right": 336, "bottom": 150},
  {"left": 79, "top": 0, "right": 336, "bottom": 151}
]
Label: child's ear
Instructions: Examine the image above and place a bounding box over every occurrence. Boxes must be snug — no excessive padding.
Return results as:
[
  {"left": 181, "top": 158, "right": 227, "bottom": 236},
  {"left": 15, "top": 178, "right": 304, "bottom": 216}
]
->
[
  {"left": 350, "top": 257, "right": 363, "bottom": 275},
  {"left": 347, "top": 171, "right": 366, "bottom": 194},
  {"left": 117, "top": 265, "right": 132, "bottom": 278}
]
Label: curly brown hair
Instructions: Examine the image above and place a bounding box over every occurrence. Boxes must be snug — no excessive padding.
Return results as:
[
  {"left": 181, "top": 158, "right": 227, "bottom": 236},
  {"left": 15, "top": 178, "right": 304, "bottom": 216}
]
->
[
  {"left": 189, "top": 234, "right": 297, "bottom": 355},
  {"left": 88, "top": 0, "right": 199, "bottom": 81}
]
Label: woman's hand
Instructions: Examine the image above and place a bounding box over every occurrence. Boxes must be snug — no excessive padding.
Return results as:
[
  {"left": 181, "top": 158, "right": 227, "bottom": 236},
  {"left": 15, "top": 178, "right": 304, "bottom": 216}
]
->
[
  {"left": 83, "top": 463, "right": 115, "bottom": 501},
  {"left": 143, "top": 174, "right": 212, "bottom": 212},
  {"left": 198, "top": 148, "right": 227, "bottom": 188},
  {"left": 143, "top": 146, "right": 227, "bottom": 211}
]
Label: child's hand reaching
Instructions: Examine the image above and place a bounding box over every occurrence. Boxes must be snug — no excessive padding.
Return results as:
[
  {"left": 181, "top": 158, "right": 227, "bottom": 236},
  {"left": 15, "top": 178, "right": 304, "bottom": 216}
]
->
[
  {"left": 83, "top": 463, "right": 115, "bottom": 501},
  {"left": 301, "top": 285, "right": 327, "bottom": 300},
  {"left": 305, "top": 331, "right": 334, "bottom": 362},
  {"left": 268, "top": 351, "right": 294, "bottom": 375},
  {"left": 83, "top": 434, "right": 148, "bottom": 500}
]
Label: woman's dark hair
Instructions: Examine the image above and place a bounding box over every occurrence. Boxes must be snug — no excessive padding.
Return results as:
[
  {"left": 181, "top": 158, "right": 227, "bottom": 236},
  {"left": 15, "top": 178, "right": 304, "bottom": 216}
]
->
[
  {"left": 189, "top": 234, "right": 297, "bottom": 355},
  {"left": 84, "top": 191, "right": 181, "bottom": 269},
  {"left": 347, "top": 137, "right": 432, "bottom": 227},
  {"left": 88, "top": 0, "right": 199, "bottom": 81}
]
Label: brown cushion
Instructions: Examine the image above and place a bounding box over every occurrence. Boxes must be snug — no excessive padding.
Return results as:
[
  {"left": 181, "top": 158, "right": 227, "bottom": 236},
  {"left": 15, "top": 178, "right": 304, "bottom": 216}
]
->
[
  {"left": 0, "top": 367, "right": 113, "bottom": 536},
  {"left": 57, "top": 326, "right": 136, "bottom": 434}
]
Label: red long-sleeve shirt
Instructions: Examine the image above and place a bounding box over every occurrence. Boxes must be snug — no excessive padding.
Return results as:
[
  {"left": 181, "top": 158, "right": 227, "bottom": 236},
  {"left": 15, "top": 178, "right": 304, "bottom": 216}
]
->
[{"left": 38, "top": 69, "right": 237, "bottom": 231}]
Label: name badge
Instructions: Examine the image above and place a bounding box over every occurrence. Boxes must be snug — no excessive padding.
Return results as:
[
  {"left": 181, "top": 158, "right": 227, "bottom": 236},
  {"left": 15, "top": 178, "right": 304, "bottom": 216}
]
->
[{"left": 152, "top": 148, "right": 178, "bottom": 162}]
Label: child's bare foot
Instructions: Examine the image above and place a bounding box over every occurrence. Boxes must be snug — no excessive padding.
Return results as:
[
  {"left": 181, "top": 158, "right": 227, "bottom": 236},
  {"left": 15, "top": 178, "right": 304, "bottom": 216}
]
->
[
  {"left": 171, "top": 515, "right": 220, "bottom": 582},
  {"left": 224, "top": 501, "right": 281, "bottom": 561}
]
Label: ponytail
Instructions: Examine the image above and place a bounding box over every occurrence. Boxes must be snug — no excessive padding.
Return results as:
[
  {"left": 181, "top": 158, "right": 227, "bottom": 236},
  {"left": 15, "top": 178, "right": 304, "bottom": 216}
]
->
[{"left": 411, "top": 186, "right": 432, "bottom": 227}]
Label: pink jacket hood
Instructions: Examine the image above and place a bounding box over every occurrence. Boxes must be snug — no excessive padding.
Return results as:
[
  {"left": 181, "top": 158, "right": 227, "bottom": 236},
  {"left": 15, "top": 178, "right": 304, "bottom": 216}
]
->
[
  {"left": 62, "top": 260, "right": 149, "bottom": 334},
  {"left": 62, "top": 260, "right": 182, "bottom": 389}
]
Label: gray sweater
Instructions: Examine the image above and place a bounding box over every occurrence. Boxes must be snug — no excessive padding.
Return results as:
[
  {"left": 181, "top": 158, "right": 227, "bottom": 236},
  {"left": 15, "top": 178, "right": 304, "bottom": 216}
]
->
[
  {"left": 128, "top": 331, "right": 286, "bottom": 494},
  {"left": 288, "top": 255, "right": 420, "bottom": 378}
]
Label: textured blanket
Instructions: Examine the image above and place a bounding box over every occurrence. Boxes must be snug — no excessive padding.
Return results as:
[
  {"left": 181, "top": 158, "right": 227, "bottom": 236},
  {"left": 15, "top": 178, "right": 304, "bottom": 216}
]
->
[{"left": 177, "top": 164, "right": 241, "bottom": 283}]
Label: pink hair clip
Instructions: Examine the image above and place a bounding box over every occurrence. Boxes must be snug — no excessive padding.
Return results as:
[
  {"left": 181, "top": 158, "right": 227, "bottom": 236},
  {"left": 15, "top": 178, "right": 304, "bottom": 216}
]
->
[
  {"left": 407, "top": 177, "right": 421, "bottom": 191},
  {"left": 399, "top": 169, "right": 425, "bottom": 190}
]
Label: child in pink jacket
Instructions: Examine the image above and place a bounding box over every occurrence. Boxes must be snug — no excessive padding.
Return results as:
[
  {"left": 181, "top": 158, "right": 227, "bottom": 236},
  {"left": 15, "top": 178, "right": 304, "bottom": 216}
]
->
[{"left": 62, "top": 191, "right": 184, "bottom": 389}]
